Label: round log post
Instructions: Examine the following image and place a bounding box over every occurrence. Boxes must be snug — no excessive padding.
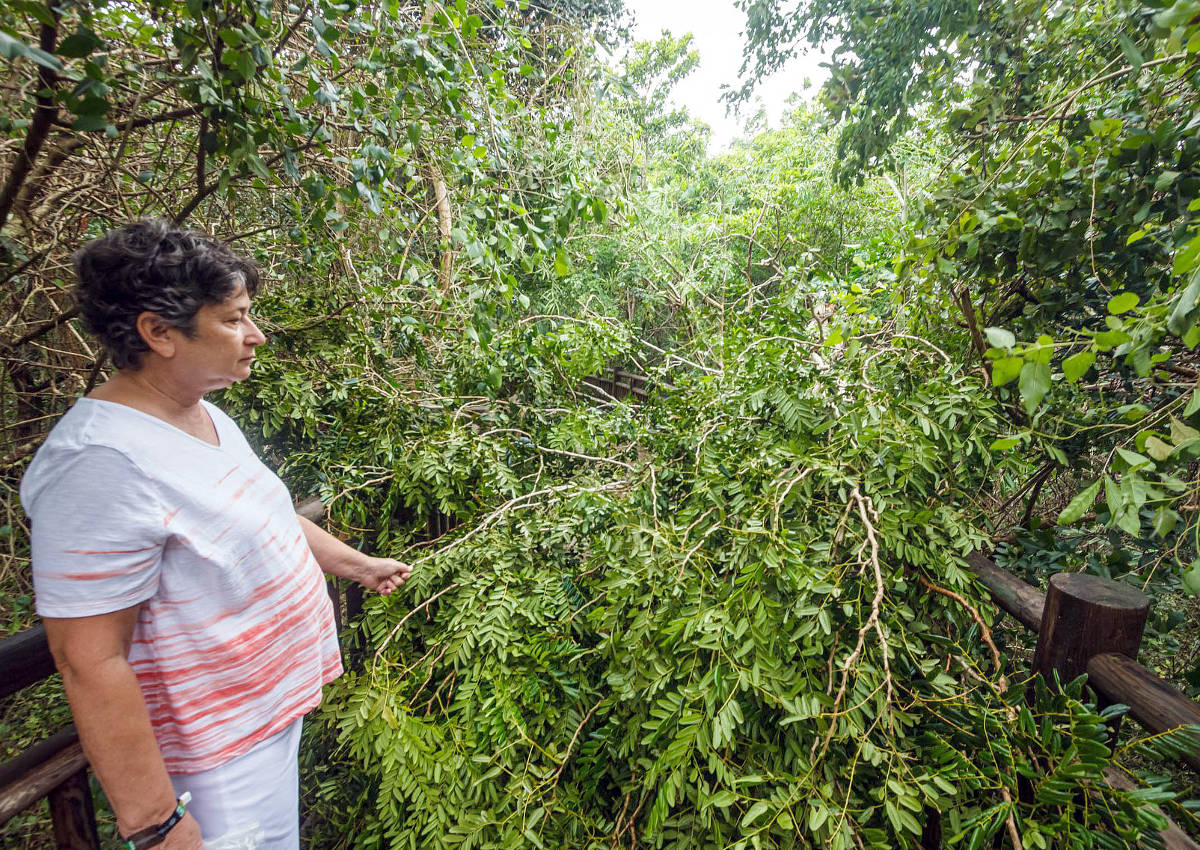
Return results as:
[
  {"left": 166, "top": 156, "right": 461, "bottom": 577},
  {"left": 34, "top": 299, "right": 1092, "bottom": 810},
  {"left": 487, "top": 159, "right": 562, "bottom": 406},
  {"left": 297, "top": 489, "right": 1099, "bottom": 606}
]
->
[
  {"left": 920, "top": 806, "right": 941, "bottom": 850},
  {"left": 1031, "top": 573, "right": 1150, "bottom": 685},
  {"left": 48, "top": 768, "right": 100, "bottom": 850},
  {"left": 1031, "top": 573, "right": 1149, "bottom": 745}
]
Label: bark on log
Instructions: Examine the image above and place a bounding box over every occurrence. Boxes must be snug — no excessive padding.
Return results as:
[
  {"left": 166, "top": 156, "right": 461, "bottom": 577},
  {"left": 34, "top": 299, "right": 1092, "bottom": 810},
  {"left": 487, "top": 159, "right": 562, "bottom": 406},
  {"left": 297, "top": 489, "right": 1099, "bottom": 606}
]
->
[
  {"left": 964, "top": 551, "right": 1044, "bottom": 632},
  {"left": 0, "top": 739, "right": 86, "bottom": 825},
  {"left": 48, "top": 768, "right": 100, "bottom": 850},
  {"left": 1088, "top": 652, "right": 1200, "bottom": 773}
]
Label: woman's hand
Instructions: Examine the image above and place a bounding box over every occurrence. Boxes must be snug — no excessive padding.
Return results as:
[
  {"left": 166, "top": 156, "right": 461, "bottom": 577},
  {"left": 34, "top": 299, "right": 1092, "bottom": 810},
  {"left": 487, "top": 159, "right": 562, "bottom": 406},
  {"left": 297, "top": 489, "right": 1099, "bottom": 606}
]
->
[{"left": 355, "top": 556, "right": 412, "bottom": 595}]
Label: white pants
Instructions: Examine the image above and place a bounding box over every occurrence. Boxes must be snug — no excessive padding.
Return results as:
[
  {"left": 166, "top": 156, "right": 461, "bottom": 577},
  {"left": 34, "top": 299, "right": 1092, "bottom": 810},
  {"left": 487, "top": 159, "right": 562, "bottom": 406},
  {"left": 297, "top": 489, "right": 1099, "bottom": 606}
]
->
[{"left": 170, "top": 718, "right": 303, "bottom": 850}]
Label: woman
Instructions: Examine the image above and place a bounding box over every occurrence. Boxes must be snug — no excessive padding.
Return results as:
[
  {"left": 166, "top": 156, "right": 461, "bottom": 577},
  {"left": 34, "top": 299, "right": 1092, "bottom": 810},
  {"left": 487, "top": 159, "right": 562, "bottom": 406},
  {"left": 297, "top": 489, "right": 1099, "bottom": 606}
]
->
[{"left": 20, "top": 220, "right": 410, "bottom": 849}]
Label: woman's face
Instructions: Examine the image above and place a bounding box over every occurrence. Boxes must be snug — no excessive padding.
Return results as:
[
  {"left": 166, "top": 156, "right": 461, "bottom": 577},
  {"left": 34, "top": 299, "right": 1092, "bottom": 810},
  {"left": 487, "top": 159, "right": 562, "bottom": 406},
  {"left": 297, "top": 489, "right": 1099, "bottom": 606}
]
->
[{"left": 169, "top": 286, "right": 267, "bottom": 391}]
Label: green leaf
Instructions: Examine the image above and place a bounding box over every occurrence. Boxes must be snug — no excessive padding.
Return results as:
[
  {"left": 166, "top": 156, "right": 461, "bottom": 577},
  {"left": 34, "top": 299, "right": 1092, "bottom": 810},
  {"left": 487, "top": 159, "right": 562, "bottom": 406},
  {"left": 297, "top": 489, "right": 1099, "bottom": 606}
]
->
[
  {"left": 1117, "top": 33, "right": 1144, "bottom": 68},
  {"left": 1153, "top": 506, "right": 1179, "bottom": 538},
  {"left": 989, "top": 437, "right": 1020, "bottom": 451},
  {"left": 742, "top": 800, "right": 770, "bottom": 827},
  {"left": 991, "top": 356, "right": 1023, "bottom": 387},
  {"left": 23, "top": 0, "right": 57, "bottom": 27},
  {"left": 554, "top": 247, "right": 570, "bottom": 277},
  {"left": 1185, "top": 389, "right": 1200, "bottom": 418},
  {"left": 1094, "top": 329, "right": 1131, "bottom": 351},
  {"left": 708, "top": 791, "right": 737, "bottom": 809},
  {"left": 1175, "top": 233, "right": 1200, "bottom": 277},
  {"left": 1145, "top": 436, "right": 1174, "bottom": 461},
  {"left": 808, "top": 801, "right": 829, "bottom": 831},
  {"left": 1104, "top": 473, "right": 1121, "bottom": 513},
  {"left": 1171, "top": 416, "right": 1200, "bottom": 444},
  {"left": 1116, "top": 447, "right": 1153, "bottom": 470},
  {"left": 1183, "top": 561, "right": 1200, "bottom": 597},
  {"left": 24, "top": 45, "right": 62, "bottom": 71},
  {"left": 984, "top": 327, "right": 1015, "bottom": 349},
  {"left": 1107, "top": 292, "right": 1139, "bottom": 314},
  {"left": 1032, "top": 333, "right": 1054, "bottom": 365},
  {"left": 1058, "top": 479, "right": 1101, "bottom": 525},
  {"left": 1167, "top": 269, "right": 1200, "bottom": 337},
  {"left": 57, "top": 29, "right": 101, "bottom": 59},
  {"left": 0, "top": 31, "right": 28, "bottom": 61},
  {"left": 1116, "top": 501, "right": 1142, "bottom": 536},
  {"left": 1018, "top": 361, "right": 1051, "bottom": 414},
  {"left": 1061, "top": 349, "right": 1095, "bottom": 383}
]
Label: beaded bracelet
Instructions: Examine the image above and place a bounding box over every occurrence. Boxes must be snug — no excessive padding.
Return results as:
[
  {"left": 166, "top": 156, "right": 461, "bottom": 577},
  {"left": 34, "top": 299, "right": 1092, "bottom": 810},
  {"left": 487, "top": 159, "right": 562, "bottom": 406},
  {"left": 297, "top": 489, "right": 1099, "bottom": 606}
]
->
[{"left": 119, "top": 792, "right": 191, "bottom": 850}]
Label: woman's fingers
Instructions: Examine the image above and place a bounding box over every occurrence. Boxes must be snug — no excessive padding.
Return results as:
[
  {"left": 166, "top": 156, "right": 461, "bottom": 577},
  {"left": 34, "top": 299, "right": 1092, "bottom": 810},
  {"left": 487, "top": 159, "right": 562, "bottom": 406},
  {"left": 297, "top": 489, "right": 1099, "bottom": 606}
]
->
[{"left": 365, "top": 557, "right": 412, "bottom": 594}]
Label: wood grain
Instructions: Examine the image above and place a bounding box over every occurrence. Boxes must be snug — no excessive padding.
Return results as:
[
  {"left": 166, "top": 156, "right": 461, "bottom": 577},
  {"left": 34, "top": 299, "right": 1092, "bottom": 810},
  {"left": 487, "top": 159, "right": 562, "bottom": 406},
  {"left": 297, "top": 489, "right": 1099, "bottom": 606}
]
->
[{"left": 965, "top": 551, "right": 1045, "bottom": 632}]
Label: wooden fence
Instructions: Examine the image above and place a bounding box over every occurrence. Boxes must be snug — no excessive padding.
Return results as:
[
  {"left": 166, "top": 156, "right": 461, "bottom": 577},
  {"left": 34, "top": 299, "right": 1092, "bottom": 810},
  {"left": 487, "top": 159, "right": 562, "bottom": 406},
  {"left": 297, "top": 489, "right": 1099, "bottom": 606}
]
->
[
  {"left": 581, "top": 368, "right": 650, "bottom": 402},
  {"left": 963, "top": 551, "right": 1200, "bottom": 850}
]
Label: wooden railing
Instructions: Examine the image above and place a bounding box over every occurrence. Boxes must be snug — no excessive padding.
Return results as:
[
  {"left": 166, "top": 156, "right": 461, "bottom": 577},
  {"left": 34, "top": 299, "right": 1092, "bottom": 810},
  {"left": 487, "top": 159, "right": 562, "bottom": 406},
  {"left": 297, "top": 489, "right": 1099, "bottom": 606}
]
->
[
  {"left": 967, "top": 550, "right": 1200, "bottom": 850},
  {"left": 581, "top": 368, "right": 650, "bottom": 402},
  {"left": 0, "top": 627, "right": 94, "bottom": 847}
]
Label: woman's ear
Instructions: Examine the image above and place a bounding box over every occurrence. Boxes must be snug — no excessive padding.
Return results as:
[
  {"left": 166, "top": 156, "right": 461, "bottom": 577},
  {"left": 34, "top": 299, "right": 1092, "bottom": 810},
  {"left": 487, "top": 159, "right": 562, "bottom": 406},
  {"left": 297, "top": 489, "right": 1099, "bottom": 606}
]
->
[{"left": 135, "top": 312, "right": 176, "bottom": 359}]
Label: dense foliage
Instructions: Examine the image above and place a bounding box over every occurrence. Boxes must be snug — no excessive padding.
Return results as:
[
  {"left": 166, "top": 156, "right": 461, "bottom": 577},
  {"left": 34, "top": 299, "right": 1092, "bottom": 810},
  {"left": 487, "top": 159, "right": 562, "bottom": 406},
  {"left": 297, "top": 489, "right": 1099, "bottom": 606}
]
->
[{"left": 5, "top": 0, "right": 1200, "bottom": 848}]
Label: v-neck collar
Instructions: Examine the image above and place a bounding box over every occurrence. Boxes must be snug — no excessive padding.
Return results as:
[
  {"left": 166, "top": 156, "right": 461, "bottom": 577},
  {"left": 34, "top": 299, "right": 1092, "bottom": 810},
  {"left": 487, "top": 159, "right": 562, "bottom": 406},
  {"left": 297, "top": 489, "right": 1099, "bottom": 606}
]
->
[{"left": 78, "top": 397, "right": 224, "bottom": 449}]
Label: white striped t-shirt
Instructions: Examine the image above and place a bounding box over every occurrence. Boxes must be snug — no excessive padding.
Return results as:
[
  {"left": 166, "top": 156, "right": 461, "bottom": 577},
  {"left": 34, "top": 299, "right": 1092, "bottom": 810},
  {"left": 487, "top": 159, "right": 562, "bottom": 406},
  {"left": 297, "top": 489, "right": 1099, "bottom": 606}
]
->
[{"left": 22, "top": 397, "right": 342, "bottom": 774}]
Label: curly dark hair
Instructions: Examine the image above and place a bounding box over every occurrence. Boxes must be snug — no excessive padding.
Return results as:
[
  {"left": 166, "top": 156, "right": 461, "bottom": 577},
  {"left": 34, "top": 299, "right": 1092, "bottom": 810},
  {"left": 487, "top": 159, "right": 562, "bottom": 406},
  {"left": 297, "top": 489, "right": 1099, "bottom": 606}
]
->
[{"left": 73, "top": 220, "right": 261, "bottom": 370}]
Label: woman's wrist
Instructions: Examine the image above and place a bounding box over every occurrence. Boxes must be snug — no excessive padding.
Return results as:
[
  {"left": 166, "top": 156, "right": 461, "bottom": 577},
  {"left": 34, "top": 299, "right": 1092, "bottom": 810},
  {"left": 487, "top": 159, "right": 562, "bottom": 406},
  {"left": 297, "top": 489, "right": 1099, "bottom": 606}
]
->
[
  {"left": 119, "top": 792, "right": 191, "bottom": 848},
  {"left": 328, "top": 550, "right": 372, "bottom": 583}
]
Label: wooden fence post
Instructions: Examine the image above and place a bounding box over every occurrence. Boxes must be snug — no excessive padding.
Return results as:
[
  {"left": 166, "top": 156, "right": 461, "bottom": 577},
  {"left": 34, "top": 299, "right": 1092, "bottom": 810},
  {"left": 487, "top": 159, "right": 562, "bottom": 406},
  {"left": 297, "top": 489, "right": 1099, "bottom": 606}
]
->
[
  {"left": 920, "top": 806, "right": 941, "bottom": 850},
  {"left": 1032, "top": 573, "right": 1150, "bottom": 686},
  {"left": 47, "top": 769, "right": 99, "bottom": 850},
  {"left": 1024, "top": 572, "right": 1149, "bottom": 807}
]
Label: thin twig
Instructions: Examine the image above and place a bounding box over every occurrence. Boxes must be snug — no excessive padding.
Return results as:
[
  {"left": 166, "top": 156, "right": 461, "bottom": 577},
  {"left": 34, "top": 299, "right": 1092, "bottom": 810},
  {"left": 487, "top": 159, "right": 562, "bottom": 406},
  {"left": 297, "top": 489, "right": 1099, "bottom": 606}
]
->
[{"left": 551, "top": 696, "right": 604, "bottom": 789}]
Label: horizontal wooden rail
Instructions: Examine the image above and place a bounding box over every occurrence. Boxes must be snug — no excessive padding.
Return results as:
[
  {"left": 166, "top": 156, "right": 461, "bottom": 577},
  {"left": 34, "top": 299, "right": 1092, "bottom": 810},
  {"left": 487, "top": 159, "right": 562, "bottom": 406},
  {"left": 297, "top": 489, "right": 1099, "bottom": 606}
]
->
[
  {"left": 0, "top": 726, "right": 78, "bottom": 792},
  {"left": 965, "top": 551, "right": 1044, "bottom": 631},
  {"left": 581, "top": 367, "right": 650, "bottom": 402},
  {"left": 0, "top": 728, "right": 86, "bottom": 825},
  {"left": 0, "top": 623, "right": 55, "bottom": 702},
  {"left": 1089, "top": 652, "right": 1200, "bottom": 773}
]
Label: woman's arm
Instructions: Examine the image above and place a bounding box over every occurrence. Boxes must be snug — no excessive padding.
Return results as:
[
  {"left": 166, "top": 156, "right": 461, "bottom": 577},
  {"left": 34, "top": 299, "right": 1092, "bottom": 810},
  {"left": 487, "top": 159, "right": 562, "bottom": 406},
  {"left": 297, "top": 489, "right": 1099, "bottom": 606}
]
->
[
  {"left": 297, "top": 515, "right": 412, "bottom": 594},
  {"left": 43, "top": 608, "right": 203, "bottom": 848}
]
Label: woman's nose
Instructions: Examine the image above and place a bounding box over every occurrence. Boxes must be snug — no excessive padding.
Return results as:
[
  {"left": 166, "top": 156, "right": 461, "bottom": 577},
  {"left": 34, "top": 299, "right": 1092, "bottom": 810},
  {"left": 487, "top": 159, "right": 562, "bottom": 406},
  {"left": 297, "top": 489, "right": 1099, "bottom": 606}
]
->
[{"left": 246, "top": 317, "right": 267, "bottom": 347}]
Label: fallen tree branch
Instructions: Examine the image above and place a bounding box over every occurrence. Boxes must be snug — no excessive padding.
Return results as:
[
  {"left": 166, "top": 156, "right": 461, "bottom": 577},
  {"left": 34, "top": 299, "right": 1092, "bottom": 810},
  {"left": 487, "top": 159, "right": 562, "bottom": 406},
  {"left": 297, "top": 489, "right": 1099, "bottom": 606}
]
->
[{"left": 372, "top": 582, "right": 460, "bottom": 665}]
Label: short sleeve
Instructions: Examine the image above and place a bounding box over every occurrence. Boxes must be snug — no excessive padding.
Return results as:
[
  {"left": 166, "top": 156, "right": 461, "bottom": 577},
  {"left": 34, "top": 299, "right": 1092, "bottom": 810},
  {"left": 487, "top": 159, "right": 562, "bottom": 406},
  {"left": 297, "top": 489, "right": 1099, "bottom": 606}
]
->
[{"left": 25, "top": 446, "right": 167, "bottom": 618}]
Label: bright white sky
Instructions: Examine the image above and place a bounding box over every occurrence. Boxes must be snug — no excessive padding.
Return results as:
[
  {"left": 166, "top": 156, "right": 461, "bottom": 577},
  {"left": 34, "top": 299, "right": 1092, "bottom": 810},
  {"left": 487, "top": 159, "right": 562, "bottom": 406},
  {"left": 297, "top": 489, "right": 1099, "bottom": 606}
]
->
[{"left": 620, "top": 0, "right": 830, "bottom": 150}]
